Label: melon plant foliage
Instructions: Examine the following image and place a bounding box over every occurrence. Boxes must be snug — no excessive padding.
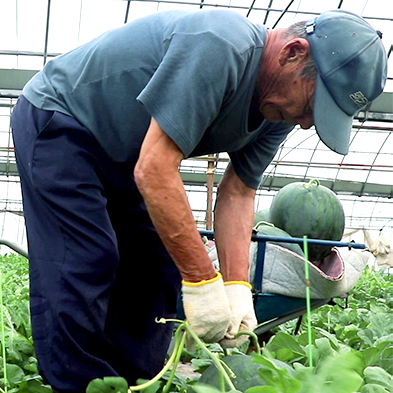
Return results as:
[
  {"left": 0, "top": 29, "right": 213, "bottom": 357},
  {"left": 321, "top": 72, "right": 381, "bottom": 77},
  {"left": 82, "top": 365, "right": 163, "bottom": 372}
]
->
[
  {"left": 0, "top": 255, "right": 392, "bottom": 393},
  {"left": 87, "top": 267, "right": 393, "bottom": 393},
  {"left": 0, "top": 254, "right": 52, "bottom": 393}
]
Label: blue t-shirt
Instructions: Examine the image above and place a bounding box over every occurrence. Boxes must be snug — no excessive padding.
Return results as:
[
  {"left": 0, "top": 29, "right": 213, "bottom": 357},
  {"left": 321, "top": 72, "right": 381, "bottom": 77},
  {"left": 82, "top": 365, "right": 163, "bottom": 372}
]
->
[{"left": 23, "top": 9, "right": 293, "bottom": 189}]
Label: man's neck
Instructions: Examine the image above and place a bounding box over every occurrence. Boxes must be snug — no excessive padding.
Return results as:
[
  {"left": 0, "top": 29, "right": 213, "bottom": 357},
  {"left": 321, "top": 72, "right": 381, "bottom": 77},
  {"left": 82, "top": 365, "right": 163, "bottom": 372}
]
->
[{"left": 257, "top": 28, "right": 287, "bottom": 107}]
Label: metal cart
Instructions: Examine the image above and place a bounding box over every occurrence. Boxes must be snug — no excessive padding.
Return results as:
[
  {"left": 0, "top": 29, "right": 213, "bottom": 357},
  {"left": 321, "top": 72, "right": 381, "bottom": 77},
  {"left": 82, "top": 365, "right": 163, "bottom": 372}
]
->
[
  {"left": 196, "top": 231, "right": 366, "bottom": 335},
  {"left": 0, "top": 233, "right": 366, "bottom": 336}
]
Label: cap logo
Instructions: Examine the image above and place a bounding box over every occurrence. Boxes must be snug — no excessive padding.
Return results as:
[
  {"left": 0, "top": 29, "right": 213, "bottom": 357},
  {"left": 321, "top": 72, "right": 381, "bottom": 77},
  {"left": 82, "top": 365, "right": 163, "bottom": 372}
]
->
[
  {"left": 305, "top": 23, "right": 315, "bottom": 34},
  {"left": 349, "top": 91, "right": 369, "bottom": 107}
]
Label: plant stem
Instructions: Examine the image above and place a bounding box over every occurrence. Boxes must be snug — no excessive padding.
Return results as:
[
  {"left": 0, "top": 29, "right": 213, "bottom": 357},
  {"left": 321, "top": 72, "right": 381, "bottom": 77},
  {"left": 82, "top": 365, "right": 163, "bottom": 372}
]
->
[
  {"left": 128, "top": 322, "right": 186, "bottom": 392},
  {"left": 254, "top": 221, "right": 275, "bottom": 229},
  {"left": 159, "top": 319, "right": 237, "bottom": 391},
  {"left": 306, "top": 179, "right": 320, "bottom": 188},
  {"left": 0, "top": 267, "right": 8, "bottom": 393},
  {"left": 233, "top": 330, "right": 261, "bottom": 355},
  {"left": 303, "top": 236, "right": 314, "bottom": 368},
  {"left": 162, "top": 330, "right": 187, "bottom": 393}
]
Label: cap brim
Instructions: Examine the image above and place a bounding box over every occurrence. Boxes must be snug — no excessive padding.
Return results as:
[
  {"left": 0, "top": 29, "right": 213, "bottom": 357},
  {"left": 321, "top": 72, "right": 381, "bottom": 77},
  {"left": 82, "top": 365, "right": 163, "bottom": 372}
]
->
[{"left": 313, "top": 74, "right": 353, "bottom": 155}]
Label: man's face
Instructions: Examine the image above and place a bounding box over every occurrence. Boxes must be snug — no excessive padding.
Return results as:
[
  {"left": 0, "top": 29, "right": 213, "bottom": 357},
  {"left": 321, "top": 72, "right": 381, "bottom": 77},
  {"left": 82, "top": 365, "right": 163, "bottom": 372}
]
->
[{"left": 259, "top": 62, "right": 316, "bottom": 129}]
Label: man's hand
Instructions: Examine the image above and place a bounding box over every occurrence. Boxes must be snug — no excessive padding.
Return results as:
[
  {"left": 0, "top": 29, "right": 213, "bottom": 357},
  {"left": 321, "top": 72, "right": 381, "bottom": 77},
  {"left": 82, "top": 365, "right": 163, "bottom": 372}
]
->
[
  {"left": 182, "top": 272, "right": 231, "bottom": 342},
  {"left": 219, "top": 281, "right": 257, "bottom": 348}
]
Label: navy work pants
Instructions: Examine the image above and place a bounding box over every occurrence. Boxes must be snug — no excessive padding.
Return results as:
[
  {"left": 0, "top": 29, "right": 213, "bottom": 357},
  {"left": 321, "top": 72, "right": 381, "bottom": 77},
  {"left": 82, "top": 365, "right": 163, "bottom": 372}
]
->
[{"left": 11, "top": 96, "right": 181, "bottom": 393}]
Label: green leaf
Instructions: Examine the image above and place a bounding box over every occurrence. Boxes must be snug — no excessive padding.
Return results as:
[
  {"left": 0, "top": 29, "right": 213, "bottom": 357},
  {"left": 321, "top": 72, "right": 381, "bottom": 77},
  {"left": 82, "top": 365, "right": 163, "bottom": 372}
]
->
[
  {"left": 13, "top": 332, "right": 35, "bottom": 356},
  {"left": 191, "top": 383, "right": 223, "bottom": 393},
  {"left": 361, "top": 384, "right": 389, "bottom": 393},
  {"left": 6, "top": 363, "right": 26, "bottom": 386},
  {"left": 138, "top": 380, "right": 162, "bottom": 393},
  {"left": 20, "top": 379, "right": 53, "bottom": 393},
  {"left": 341, "top": 324, "right": 362, "bottom": 347},
  {"left": 295, "top": 351, "right": 363, "bottom": 393},
  {"left": 161, "top": 372, "right": 189, "bottom": 391},
  {"left": 375, "top": 334, "right": 393, "bottom": 349},
  {"left": 191, "top": 358, "right": 213, "bottom": 374},
  {"left": 377, "top": 347, "right": 393, "bottom": 377},
  {"left": 369, "top": 314, "right": 393, "bottom": 338},
  {"left": 86, "top": 377, "right": 128, "bottom": 393},
  {"left": 252, "top": 355, "right": 301, "bottom": 393},
  {"left": 275, "top": 348, "right": 295, "bottom": 363},
  {"left": 293, "top": 367, "right": 315, "bottom": 393},
  {"left": 312, "top": 338, "right": 336, "bottom": 370},
  {"left": 358, "top": 329, "right": 375, "bottom": 347},
  {"left": 363, "top": 367, "right": 393, "bottom": 391},
  {"left": 313, "top": 328, "right": 340, "bottom": 350},
  {"left": 266, "top": 333, "right": 305, "bottom": 358},
  {"left": 245, "top": 387, "right": 278, "bottom": 393},
  {"left": 23, "top": 364, "right": 39, "bottom": 374},
  {"left": 296, "top": 333, "right": 310, "bottom": 347},
  {"left": 361, "top": 347, "right": 383, "bottom": 368}
]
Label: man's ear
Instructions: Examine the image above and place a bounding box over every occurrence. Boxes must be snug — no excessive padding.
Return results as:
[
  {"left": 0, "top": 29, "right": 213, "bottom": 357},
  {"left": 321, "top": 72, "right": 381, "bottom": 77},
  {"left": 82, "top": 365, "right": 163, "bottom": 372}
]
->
[{"left": 278, "top": 38, "right": 310, "bottom": 66}]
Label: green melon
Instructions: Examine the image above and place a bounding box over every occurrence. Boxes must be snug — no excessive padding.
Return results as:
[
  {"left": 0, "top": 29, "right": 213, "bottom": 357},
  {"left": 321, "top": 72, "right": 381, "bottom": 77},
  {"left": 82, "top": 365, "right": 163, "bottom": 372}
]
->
[
  {"left": 254, "top": 221, "right": 304, "bottom": 257},
  {"left": 254, "top": 208, "right": 271, "bottom": 225},
  {"left": 269, "top": 179, "right": 345, "bottom": 261}
]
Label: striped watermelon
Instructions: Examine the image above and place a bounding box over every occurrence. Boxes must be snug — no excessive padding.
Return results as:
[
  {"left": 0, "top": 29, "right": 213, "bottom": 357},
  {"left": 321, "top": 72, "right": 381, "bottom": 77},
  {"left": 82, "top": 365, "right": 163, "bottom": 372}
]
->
[
  {"left": 269, "top": 179, "right": 345, "bottom": 260},
  {"left": 253, "top": 208, "right": 271, "bottom": 225}
]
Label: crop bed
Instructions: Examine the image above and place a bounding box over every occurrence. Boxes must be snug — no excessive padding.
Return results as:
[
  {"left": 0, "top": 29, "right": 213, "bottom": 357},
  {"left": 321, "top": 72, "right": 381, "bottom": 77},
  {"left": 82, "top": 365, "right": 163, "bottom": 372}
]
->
[{"left": 0, "top": 255, "right": 392, "bottom": 393}]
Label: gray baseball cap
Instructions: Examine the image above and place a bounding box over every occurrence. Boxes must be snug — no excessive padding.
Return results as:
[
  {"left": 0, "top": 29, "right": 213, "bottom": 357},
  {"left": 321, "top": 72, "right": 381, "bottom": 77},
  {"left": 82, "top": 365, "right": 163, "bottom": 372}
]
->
[{"left": 305, "top": 10, "right": 387, "bottom": 155}]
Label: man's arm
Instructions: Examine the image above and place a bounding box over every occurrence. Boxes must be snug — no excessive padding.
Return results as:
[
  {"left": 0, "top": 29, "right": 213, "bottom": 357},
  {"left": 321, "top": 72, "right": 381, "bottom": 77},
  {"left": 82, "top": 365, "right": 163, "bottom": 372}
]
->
[
  {"left": 214, "top": 163, "right": 256, "bottom": 283},
  {"left": 213, "top": 165, "right": 258, "bottom": 347},
  {"left": 134, "top": 118, "right": 231, "bottom": 343},
  {"left": 134, "top": 118, "right": 216, "bottom": 282}
]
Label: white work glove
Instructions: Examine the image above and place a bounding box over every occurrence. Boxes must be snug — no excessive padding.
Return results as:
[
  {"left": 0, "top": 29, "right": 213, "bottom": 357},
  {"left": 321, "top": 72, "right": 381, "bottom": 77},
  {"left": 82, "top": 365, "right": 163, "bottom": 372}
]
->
[
  {"left": 219, "top": 281, "right": 258, "bottom": 348},
  {"left": 182, "top": 272, "right": 231, "bottom": 343}
]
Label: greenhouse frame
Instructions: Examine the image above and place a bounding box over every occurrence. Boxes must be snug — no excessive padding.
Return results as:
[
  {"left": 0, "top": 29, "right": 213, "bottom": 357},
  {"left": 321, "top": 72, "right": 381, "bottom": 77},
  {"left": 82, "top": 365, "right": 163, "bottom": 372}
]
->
[{"left": 0, "top": 2, "right": 392, "bottom": 393}]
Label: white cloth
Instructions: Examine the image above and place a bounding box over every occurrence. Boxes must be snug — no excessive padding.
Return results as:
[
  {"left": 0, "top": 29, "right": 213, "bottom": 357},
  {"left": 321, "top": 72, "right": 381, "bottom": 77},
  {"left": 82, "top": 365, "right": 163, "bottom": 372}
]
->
[{"left": 363, "top": 229, "right": 393, "bottom": 267}]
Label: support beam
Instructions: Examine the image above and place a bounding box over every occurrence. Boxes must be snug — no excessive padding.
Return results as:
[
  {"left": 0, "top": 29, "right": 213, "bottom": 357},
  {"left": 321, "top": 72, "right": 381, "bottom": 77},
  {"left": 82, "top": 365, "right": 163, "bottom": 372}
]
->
[
  {"left": 272, "top": 0, "right": 295, "bottom": 29},
  {"left": 124, "top": 1, "right": 131, "bottom": 23},
  {"left": 3, "top": 161, "right": 393, "bottom": 198},
  {"left": 246, "top": 0, "right": 257, "bottom": 18},
  {"left": 43, "top": 0, "right": 52, "bottom": 66},
  {"left": 0, "top": 69, "right": 38, "bottom": 97},
  {"left": 205, "top": 154, "right": 215, "bottom": 230}
]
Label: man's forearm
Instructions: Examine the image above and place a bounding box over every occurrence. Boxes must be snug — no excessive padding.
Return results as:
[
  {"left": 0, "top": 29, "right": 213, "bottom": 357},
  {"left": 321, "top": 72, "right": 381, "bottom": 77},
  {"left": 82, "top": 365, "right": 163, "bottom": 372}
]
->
[
  {"left": 136, "top": 167, "right": 216, "bottom": 282},
  {"left": 134, "top": 119, "right": 215, "bottom": 282},
  {"left": 214, "top": 165, "right": 256, "bottom": 282}
]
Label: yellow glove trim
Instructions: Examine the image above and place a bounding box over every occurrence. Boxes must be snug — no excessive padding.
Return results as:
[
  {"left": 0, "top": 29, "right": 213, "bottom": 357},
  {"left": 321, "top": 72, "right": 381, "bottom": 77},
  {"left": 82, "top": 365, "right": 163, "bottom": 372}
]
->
[
  {"left": 182, "top": 271, "right": 222, "bottom": 287},
  {"left": 224, "top": 280, "right": 252, "bottom": 290}
]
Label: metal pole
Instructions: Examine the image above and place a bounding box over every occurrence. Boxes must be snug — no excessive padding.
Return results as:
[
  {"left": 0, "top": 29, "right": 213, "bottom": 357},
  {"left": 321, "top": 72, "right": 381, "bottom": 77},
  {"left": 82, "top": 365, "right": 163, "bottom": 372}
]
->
[
  {"left": 205, "top": 154, "right": 215, "bottom": 230},
  {"left": 272, "top": 0, "right": 295, "bottom": 29},
  {"left": 263, "top": 0, "right": 274, "bottom": 25},
  {"left": 124, "top": 1, "right": 131, "bottom": 24},
  {"left": 199, "top": 230, "right": 366, "bottom": 249},
  {"left": 246, "top": 0, "right": 257, "bottom": 18},
  {"left": 43, "top": 0, "right": 52, "bottom": 66}
]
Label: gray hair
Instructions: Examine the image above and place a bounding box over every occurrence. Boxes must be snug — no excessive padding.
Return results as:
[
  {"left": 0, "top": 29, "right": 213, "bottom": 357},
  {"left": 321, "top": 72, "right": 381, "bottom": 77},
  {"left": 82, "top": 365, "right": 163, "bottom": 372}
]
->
[{"left": 284, "top": 21, "right": 318, "bottom": 82}]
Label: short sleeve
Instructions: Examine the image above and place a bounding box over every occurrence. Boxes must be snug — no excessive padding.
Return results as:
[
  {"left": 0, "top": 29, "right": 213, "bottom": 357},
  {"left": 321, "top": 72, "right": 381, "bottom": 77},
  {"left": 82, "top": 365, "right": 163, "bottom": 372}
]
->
[
  {"left": 229, "top": 123, "right": 294, "bottom": 189},
  {"left": 137, "top": 32, "right": 245, "bottom": 156}
]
